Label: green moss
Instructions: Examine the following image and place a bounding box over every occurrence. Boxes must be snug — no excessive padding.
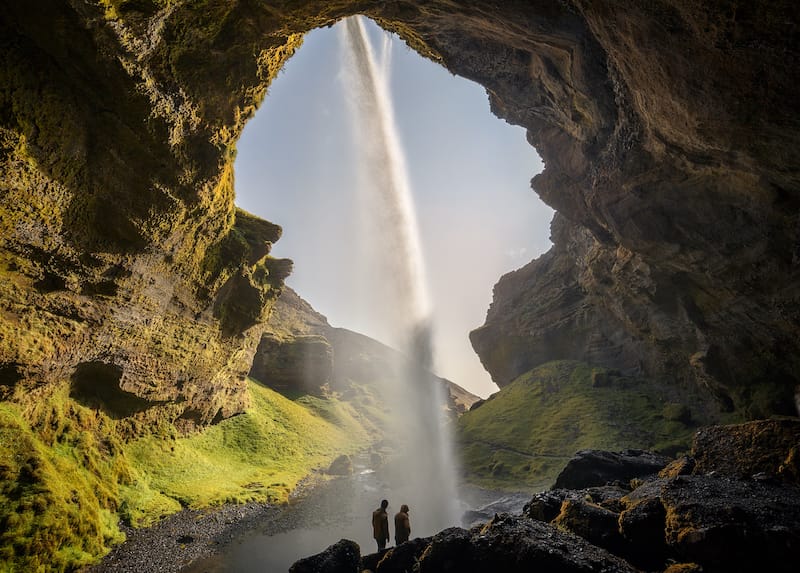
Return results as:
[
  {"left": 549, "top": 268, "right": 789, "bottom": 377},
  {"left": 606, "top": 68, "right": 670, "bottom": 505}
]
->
[
  {"left": 0, "top": 376, "right": 377, "bottom": 570},
  {"left": 120, "top": 379, "right": 371, "bottom": 523},
  {"left": 457, "top": 361, "right": 699, "bottom": 491},
  {"left": 0, "top": 397, "right": 126, "bottom": 573}
]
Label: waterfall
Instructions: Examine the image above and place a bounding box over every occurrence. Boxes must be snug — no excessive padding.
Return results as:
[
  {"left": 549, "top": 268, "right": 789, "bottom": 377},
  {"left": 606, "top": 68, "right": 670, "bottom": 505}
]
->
[{"left": 340, "top": 16, "right": 461, "bottom": 537}]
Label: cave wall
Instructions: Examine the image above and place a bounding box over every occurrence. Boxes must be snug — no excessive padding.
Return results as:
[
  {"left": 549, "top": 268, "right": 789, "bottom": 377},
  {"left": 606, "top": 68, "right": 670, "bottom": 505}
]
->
[
  {"left": 1, "top": 0, "right": 798, "bottom": 432},
  {"left": 469, "top": 0, "right": 800, "bottom": 419}
]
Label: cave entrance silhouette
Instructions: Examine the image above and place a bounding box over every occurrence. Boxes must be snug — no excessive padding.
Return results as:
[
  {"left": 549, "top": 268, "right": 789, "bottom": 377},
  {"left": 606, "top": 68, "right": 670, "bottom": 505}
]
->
[{"left": 234, "top": 17, "right": 553, "bottom": 400}]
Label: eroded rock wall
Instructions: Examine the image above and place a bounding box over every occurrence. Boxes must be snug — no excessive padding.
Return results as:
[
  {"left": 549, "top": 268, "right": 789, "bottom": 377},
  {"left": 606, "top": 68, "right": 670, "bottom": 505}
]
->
[
  {"left": 1, "top": 0, "right": 798, "bottom": 435},
  {"left": 0, "top": 0, "right": 297, "bottom": 432},
  {"left": 468, "top": 1, "right": 800, "bottom": 419}
]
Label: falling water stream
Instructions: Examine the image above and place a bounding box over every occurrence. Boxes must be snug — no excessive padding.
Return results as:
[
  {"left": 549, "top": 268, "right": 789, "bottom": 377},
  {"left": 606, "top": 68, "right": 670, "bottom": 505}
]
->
[
  {"left": 339, "top": 14, "right": 461, "bottom": 536},
  {"left": 182, "top": 17, "right": 462, "bottom": 571}
]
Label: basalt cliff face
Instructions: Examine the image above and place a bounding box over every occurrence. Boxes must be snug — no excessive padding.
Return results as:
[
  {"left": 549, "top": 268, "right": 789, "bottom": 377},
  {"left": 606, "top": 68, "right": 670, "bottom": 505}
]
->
[
  {"left": 2, "top": 0, "right": 797, "bottom": 437},
  {"left": 465, "top": 1, "right": 800, "bottom": 420}
]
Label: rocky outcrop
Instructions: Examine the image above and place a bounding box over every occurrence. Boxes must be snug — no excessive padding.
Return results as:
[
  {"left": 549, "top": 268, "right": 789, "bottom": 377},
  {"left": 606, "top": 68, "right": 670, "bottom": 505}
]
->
[
  {"left": 691, "top": 418, "right": 800, "bottom": 484},
  {"left": 468, "top": 1, "right": 800, "bottom": 422},
  {"left": 527, "top": 421, "right": 800, "bottom": 572},
  {"left": 249, "top": 334, "right": 334, "bottom": 396},
  {"left": 347, "top": 421, "right": 800, "bottom": 573},
  {"left": 552, "top": 449, "right": 670, "bottom": 489},
  {"left": 289, "top": 538, "right": 360, "bottom": 573}
]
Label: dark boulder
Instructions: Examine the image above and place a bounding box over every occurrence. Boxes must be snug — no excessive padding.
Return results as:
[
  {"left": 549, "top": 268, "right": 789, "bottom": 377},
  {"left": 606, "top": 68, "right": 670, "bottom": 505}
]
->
[
  {"left": 659, "top": 456, "right": 695, "bottom": 479},
  {"left": 660, "top": 475, "right": 800, "bottom": 573},
  {"left": 289, "top": 539, "right": 360, "bottom": 573},
  {"left": 553, "top": 449, "right": 670, "bottom": 489},
  {"left": 415, "top": 516, "right": 637, "bottom": 573},
  {"left": 524, "top": 485, "right": 630, "bottom": 523},
  {"left": 364, "top": 537, "right": 431, "bottom": 573},
  {"left": 618, "top": 474, "right": 800, "bottom": 573},
  {"left": 327, "top": 454, "right": 353, "bottom": 476},
  {"left": 618, "top": 494, "right": 670, "bottom": 569},
  {"left": 524, "top": 489, "right": 581, "bottom": 522}
]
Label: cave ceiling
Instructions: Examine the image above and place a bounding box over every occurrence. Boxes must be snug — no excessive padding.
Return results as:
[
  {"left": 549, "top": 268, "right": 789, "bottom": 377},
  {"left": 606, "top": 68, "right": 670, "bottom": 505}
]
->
[{"left": 1, "top": 0, "right": 798, "bottom": 422}]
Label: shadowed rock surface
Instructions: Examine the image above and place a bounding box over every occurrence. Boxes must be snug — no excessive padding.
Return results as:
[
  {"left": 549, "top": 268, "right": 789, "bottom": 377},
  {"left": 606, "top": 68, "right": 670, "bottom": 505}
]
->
[
  {"left": 289, "top": 538, "right": 360, "bottom": 573},
  {"left": 300, "top": 421, "right": 800, "bottom": 573}
]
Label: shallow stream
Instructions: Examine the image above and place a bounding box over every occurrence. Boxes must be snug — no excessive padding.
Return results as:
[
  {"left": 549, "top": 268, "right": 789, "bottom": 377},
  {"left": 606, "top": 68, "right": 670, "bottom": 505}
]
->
[{"left": 180, "top": 456, "right": 528, "bottom": 572}]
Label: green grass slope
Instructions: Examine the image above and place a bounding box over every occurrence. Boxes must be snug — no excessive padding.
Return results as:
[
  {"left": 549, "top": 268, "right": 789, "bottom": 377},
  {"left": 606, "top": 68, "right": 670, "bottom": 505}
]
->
[
  {"left": 121, "top": 379, "right": 374, "bottom": 526},
  {"left": 0, "top": 379, "right": 375, "bottom": 572},
  {"left": 457, "top": 361, "right": 708, "bottom": 491}
]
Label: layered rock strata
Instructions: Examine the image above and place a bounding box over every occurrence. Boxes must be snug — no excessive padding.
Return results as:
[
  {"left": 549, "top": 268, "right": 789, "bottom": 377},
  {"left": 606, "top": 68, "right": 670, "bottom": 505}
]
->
[
  {"left": 2, "top": 0, "right": 798, "bottom": 435},
  {"left": 467, "top": 1, "right": 800, "bottom": 420}
]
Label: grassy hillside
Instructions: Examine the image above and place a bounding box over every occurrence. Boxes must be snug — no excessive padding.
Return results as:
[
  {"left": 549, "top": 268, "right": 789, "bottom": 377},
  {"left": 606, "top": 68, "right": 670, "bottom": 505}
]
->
[
  {"left": 457, "top": 361, "right": 715, "bottom": 491},
  {"left": 0, "top": 379, "right": 376, "bottom": 572},
  {"left": 121, "top": 379, "right": 376, "bottom": 526}
]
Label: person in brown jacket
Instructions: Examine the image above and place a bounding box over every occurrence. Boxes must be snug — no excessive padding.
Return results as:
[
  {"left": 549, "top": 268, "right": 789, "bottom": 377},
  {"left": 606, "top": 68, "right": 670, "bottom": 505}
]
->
[
  {"left": 394, "top": 504, "right": 410, "bottom": 545},
  {"left": 372, "top": 499, "right": 390, "bottom": 551}
]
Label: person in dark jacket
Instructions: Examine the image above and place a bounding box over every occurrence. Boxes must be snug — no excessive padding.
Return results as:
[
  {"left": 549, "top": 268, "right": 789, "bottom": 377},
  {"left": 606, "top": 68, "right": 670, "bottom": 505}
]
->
[
  {"left": 372, "top": 499, "right": 390, "bottom": 551},
  {"left": 394, "top": 504, "right": 410, "bottom": 545}
]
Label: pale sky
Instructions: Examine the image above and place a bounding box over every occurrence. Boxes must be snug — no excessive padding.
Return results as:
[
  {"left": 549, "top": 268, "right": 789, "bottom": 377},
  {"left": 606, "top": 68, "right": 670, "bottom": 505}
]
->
[{"left": 234, "top": 19, "right": 553, "bottom": 398}]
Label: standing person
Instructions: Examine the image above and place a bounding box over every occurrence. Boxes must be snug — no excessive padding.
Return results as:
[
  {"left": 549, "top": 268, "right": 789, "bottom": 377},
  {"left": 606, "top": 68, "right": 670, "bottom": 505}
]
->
[
  {"left": 372, "top": 499, "right": 390, "bottom": 551},
  {"left": 394, "top": 504, "right": 410, "bottom": 545}
]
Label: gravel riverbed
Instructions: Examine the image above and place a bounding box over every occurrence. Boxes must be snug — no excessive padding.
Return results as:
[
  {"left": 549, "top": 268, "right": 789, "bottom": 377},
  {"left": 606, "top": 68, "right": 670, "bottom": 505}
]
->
[
  {"left": 83, "top": 475, "right": 323, "bottom": 573},
  {"left": 84, "top": 469, "right": 529, "bottom": 573}
]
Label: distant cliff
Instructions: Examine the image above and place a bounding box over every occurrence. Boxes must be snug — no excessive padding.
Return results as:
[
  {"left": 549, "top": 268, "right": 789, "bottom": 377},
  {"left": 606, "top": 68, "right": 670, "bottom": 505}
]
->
[{"left": 255, "top": 288, "right": 479, "bottom": 414}]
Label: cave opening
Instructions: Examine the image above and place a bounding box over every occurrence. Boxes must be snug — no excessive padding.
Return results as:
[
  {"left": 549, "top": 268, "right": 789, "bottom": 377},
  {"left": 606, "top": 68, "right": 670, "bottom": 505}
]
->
[{"left": 234, "top": 17, "right": 554, "bottom": 400}]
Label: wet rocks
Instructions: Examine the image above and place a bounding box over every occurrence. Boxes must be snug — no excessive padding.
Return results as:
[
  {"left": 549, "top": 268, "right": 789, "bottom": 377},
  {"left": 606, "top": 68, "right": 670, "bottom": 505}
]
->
[
  {"left": 289, "top": 539, "right": 361, "bottom": 573},
  {"left": 364, "top": 537, "right": 430, "bottom": 573}
]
